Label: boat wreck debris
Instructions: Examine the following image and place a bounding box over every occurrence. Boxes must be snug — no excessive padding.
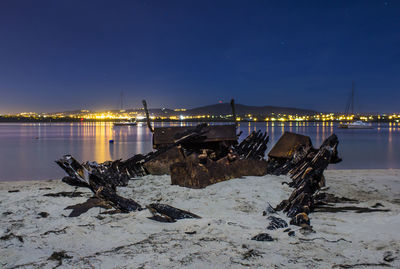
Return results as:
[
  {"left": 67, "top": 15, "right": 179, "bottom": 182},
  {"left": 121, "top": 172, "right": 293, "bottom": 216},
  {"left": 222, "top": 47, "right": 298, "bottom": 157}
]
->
[
  {"left": 142, "top": 99, "right": 270, "bottom": 188},
  {"left": 55, "top": 120, "right": 269, "bottom": 217},
  {"left": 266, "top": 216, "right": 288, "bottom": 230},
  {"left": 55, "top": 125, "right": 342, "bottom": 224},
  {"left": 56, "top": 155, "right": 143, "bottom": 214},
  {"left": 251, "top": 233, "right": 274, "bottom": 242},
  {"left": 168, "top": 128, "right": 269, "bottom": 188},
  {"left": 53, "top": 99, "right": 349, "bottom": 229},
  {"left": 147, "top": 204, "right": 201, "bottom": 222},
  {"left": 56, "top": 155, "right": 203, "bottom": 219},
  {"left": 270, "top": 133, "right": 342, "bottom": 227}
]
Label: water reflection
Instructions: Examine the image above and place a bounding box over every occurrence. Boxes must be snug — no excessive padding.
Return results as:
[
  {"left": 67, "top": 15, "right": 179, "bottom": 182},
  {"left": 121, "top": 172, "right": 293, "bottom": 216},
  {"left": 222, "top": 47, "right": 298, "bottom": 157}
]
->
[{"left": 0, "top": 122, "right": 399, "bottom": 181}]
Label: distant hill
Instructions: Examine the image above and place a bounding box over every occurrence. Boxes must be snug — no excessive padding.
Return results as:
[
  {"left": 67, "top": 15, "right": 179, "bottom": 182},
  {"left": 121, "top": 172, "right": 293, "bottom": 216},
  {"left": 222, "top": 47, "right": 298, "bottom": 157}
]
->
[
  {"left": 184, "top": 103, "right": 318, "bottom": 116},
  {"left": 45, "top": 103, "right": 318, "bottom": 117}
]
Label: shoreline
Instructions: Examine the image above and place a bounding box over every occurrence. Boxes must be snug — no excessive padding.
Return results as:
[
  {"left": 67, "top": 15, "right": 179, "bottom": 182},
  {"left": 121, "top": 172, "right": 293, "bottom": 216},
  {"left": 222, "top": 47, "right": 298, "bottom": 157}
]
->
[
  {"left": 1, "top": 170, "right": 400, "bottom": 268},
  {"left": 1, "top": 168, "right": 399, "bottom": 184},
  {"left": 1, "top": 119, "right": 399, "bottom": 123}
]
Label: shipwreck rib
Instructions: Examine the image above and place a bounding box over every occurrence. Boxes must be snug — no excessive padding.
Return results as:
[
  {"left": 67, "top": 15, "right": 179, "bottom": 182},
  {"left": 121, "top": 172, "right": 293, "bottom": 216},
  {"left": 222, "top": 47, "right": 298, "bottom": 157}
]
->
[{"left": 271, "top": 133, "right": 342, "bottom": 226}]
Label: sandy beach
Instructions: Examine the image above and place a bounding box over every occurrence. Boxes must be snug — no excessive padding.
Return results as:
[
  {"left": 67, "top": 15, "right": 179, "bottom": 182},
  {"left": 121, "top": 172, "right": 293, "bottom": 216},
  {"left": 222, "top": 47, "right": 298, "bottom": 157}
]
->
[{"left": 1, "top": 169, "right": 400, "bottom": 268}]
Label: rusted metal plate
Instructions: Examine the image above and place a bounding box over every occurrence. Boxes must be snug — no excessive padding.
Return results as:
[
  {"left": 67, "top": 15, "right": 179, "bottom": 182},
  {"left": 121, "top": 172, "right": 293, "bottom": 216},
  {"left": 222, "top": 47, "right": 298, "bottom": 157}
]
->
[
  {"left": 268, "top": 132, "right": 312, "bottom": 159},
  {"left": 153, "top": 125, "right": 237, "bottom": 148},
  {"left": 170, "top": 156, "right": 268, "bottom": 189},
  {"left": 143, "top": 147, "right": 184, "bottom": 175}
]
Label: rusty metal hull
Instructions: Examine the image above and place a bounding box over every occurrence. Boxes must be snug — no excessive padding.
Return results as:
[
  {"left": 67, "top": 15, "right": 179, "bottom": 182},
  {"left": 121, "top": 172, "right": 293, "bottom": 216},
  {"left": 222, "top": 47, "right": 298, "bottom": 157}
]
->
[
  {"left": 143, "top": 147, "right": 184, "bottom": 175},
  {"left": 153, "top": 124, "right": 237, "bottom": 149},
  {"left": 170, "top": 156, "right": 268, "bottom": 189},
  {"left": 267, "top": 132, "right": 312, "bottom": 159}
]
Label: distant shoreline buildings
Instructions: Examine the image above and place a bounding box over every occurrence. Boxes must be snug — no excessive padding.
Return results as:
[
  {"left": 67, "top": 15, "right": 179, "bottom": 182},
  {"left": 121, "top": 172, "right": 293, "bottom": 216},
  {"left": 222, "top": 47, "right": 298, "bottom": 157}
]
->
[{"left": 1, "top": 106, "right": 399, "bottom": 123}]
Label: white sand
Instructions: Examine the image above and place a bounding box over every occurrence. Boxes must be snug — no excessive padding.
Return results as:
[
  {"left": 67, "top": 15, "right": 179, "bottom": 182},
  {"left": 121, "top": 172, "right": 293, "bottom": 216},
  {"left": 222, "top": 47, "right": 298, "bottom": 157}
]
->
[{"left": 1, "top": 170, "right": 399, "bottom": 268}]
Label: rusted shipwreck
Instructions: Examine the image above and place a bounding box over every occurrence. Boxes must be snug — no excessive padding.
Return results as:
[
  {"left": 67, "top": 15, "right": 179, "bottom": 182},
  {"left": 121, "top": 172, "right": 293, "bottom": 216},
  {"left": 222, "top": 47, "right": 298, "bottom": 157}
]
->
[
  {"left": 55, "top": 99, "right": 342, "bottom": 225},
  {"left": 142, "top": 99, "right": 270, "bottom": 188}
]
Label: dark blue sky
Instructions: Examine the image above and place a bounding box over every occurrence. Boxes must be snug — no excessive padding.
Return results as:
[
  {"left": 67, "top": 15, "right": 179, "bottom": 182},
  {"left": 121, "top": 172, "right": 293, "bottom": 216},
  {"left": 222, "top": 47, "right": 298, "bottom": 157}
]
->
[{"left": 0, "top": 0, "right": 399, "bottom": 114}]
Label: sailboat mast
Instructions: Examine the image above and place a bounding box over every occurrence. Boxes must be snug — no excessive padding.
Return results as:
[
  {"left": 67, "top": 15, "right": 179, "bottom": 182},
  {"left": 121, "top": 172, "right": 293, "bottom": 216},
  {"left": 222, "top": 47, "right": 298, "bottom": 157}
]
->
[
  {"left": 351, "top": 81, "right": 355, "bottom": 115},
  {"left": 120, "top": 91, "right": 124, "bottom": 110}
]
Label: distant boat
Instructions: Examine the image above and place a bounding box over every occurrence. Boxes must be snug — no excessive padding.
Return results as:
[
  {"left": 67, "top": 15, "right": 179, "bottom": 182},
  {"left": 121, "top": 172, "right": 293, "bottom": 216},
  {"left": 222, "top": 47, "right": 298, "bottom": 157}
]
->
[
  {"left": 113, "top": 91, "right": 137, "bottom": 126},
  {"left": 113, "top": 120, "right": 137, "bottom": 126},
  {"left": 338, "top": 120, "right": 373, "bottom": 129},
  {"left": 338, "top": 82, "right": 373, "bottom": 129}
]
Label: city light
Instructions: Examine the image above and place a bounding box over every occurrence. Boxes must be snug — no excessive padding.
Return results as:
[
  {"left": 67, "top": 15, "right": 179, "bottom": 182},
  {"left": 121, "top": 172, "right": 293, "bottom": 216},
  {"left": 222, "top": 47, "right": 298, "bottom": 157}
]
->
[{"left": 1, "top": 110, "right": 399, "bottom": 123}]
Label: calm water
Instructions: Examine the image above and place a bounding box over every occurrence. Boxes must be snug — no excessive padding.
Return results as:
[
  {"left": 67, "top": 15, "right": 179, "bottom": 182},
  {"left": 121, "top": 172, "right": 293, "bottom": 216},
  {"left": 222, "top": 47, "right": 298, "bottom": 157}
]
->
[{"left": 0, "top": 122, "right": 399, "bottom": 181}]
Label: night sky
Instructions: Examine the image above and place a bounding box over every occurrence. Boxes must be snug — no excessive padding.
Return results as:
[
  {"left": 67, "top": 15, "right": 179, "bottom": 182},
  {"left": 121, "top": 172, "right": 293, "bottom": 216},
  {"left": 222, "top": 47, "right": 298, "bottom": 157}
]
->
[{"left": 0, "top": 0, "right": 399, "bottom": 114}]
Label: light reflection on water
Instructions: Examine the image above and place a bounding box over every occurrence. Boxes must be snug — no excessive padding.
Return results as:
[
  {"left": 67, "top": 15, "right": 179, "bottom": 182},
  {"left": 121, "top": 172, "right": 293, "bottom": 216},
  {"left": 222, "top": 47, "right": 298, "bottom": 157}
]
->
[{"left": 0, "top": 122, "right": 399, "bottom": 181}]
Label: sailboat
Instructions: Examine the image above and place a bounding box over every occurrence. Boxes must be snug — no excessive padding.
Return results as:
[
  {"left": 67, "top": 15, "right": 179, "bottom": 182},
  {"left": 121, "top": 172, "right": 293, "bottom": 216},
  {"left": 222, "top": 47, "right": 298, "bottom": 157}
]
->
[
  {"left": 113, "top": 119, "right": 137, "bottom": 126},
  {"left": 113, "top": 91, "right": 138, "bottom": 126},
  {"left": 338, "top": 82, "right": 373, "bottom": 129},
  {"left": 338, "top": 120, "right": 372, "bottom": 129}
]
